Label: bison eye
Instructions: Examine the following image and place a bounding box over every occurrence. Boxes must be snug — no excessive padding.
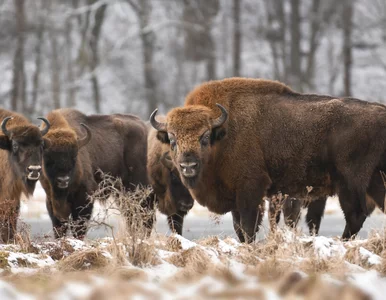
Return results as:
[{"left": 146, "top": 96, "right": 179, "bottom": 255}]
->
[{"left": 200, "top": 131, "right": 210, "bottom": 147}]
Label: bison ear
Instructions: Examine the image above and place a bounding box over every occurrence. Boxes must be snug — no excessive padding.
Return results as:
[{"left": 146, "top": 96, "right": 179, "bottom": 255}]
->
[
  {"left": 43, "top": 138, "right": 51, "bottom": 149},
  {"left": 0, "top": 135, "right": 11, "bottom": 151},
  {"left": 211, "top": 127, "right": 227, "bottom": 144},
  {"left": 156, "top": 131, "right": 170, "bottom": 144}
]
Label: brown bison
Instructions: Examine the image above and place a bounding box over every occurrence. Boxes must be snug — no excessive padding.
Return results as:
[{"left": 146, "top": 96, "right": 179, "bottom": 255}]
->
[
  {"left": 147, "top": 127, "right": 194, "bottom": 235},
  {"left": 150, "top": 77, "right": 386, "bottom": 243},
  {"left": 0, "top": 109, "right": 50, "bottom": 242},
  {"left": 40, "top": 108, "right": 151, "bottom": 239}
]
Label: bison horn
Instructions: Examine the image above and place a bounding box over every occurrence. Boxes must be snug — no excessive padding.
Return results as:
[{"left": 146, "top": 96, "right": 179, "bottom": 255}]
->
[
  {"left": 150, "top": 109, "right": 167, "bottom": 132},
  {"left": 211, "top": 103, "right": 228, "bottom": 128},
  {"left": 161, "top": 152, "right": 174, "bottom": 170},
  {"left": 37, "top": 117, "right": 50, "bottom": 136},
  {"left": 77, "top": 123, "right": 92, "bottom": 149},
  {"left": 1, "top": 116, "right": 13, "bottom": 137}
]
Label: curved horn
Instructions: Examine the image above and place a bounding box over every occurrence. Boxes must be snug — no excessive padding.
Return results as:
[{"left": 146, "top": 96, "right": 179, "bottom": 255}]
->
[
  {"left": 211, "top": 103, "right": 228, "bottom": 128},
  {"left": 77, "top": 123, "right": 92, "bottom": 149},
  {"left": 37, "top": 117, "right": 50, "bottom": 136},
  {"left": 1, "top": 117, "right": 13, "bottom": 137},
  {"left": 161, "top": 152, "right": 174, "bottom": 170},
  {"left": 150, "top": 109, "right": 167, "bottom": 132}
]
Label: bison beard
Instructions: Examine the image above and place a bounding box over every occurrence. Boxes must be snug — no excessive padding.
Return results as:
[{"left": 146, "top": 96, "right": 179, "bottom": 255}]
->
[
  {"left": 150, "top": 77, "right": 386, "bottom": 243},
  {"left": 41, "top": 109, "right": 152, "bottom": 239}
]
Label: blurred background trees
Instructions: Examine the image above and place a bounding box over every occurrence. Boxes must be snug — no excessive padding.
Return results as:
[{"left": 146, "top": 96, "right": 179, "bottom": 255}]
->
[{"left": 0, "top": 0, "right": 385, "bottom": 119}]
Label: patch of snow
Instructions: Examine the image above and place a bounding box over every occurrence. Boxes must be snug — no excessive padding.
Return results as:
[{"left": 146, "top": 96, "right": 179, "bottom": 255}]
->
[
  {"left": 173, "top": 235, "right": 197, "bottom": 250},
  {"left": 312, "top": 236, "right": 346, "bottom": 258},
  {"left": 0, "top": 281, "right": 34, "bottom": 300},
  {"left": 359, "top": 247, "right": 382, "bottom": 265},
  {"left": 217, "top": 239, "right": 237, "bottom": 254},
  {"left": 51, "top": 282, "right": 94, "bottom": 300},
  {"left": 349, "top": 270, "right": 386, "bottom": 300}
]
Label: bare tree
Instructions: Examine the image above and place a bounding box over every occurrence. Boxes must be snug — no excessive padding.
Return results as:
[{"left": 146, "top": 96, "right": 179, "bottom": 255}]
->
[
  {"left": 289, "top": 0, "right": 302, "bottom": 92},
  {"left": 232, "top": 0, "right": 241, "bottom": 77},
  {"left": 88, "top": 0, "right": 107, "bottom": 113},
  {"left": 127, "top": 0, "right": 158, "bottom": 117},
  {"left": 183, "top": 0, "right": 219, "bottom": 81},
  {"left": 11, "top": 0, "right": 26, "bottom": 112},
  {"left": 342, "top": 0, "right": 354, "bottom": 96},
  {"left": 30, "top": 0, "right": 47, "bottom": 115}
]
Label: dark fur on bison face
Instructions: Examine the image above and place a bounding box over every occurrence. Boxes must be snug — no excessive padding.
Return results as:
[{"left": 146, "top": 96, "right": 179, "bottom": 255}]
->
[
  {"left": 0, "top": 117, "right": 50, "bottom": 192},
  {"left": 43, "top": 124, "right": 91, "bottom": 197},
  {"left": 150, "top": 104, "right": 228, "bottom": 189}
]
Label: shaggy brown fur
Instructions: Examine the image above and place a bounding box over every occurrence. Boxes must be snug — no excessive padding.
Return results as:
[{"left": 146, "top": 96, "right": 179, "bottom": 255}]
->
[
  {"left": 147, "top": 126, "right": 194, "bottom": 235},
  {"left": 0, "top": 109, "right": 49, "bottom": 242},
  {"left": 152, "top": 77, "right": 386, "bottom": 242},
  {"left": 40, "top": 108, "right": 151, "bottom": 239}
]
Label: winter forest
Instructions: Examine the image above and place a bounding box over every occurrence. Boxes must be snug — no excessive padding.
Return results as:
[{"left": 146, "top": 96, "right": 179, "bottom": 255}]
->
[{"left": 0, "top": 0, "right": 385, "bottom": 120}]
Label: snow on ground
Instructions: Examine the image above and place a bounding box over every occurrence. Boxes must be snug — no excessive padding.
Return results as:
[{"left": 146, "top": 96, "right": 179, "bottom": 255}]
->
[{"left": 0, "top": 229, "right": 384, "bottom": 299}]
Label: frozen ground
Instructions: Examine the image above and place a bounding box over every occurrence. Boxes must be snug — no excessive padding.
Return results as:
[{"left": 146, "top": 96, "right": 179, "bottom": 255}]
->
[{"left": 0, "top": 229, "right": 385, "bottom": 299}]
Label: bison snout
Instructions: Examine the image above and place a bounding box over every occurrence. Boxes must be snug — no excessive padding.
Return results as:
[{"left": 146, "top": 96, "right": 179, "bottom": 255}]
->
[
  {"left": 179, "top": 201, "right": 193, "bottom": 212},
  {"left": 57, "top": 176, "right": 70, "bottom": 189},
  {"left": 179, "top": 162, "right": 198, "bottom": 178},
  {"left": 27, "top": 165, "right": 41, "bottom": 181}
]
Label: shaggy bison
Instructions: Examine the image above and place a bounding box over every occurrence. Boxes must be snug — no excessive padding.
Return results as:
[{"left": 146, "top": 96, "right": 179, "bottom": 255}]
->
[
  {"left": 147, "top": 127, "right": 194, "bottom": 235},
  {"left": 0, "top": 109, "right": 50, "bottom": 242},
  {"left": 40, "top": 108, "right": 151, "bottom": 239},
  {"left": 150, "top": 77, "right": 386, "bottom": 243}
]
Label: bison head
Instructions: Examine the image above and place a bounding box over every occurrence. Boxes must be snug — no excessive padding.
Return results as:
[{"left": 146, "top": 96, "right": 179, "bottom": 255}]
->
[
  {"left": 161, "top": 152, "right": 194, "bottom": 212},
  {"left": 43, "top": 124, "right": 91, "bottom": 196},
  {"left": 0, "top": 117, "right": 50, "bottom": 190},
  {"left": 150, "top": 104, "right": 228, "bottom": 189}
]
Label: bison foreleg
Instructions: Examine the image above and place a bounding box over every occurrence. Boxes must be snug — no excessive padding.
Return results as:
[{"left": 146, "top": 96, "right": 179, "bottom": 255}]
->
[
  {"left": 71, "top": 202, "right": 93, "bottom": 240},
  {"left": 46, "top": 198, "right": 68, "bottom": 238},
  {"left": 231, "top": 210, "right": 246, "bottom": 243},
  {"left": 305, "top": 197, "right": 327, "bottom": 235},
  {"left": 167, "top": 212, "right": 185, "bottom": 235}
]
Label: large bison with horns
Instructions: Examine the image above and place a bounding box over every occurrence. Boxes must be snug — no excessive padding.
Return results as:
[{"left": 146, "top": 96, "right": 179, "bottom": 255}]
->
[
  {"left": 150, "top": 77, "right": 386, "bottom": 243},
  {"left": 147, "top": 126, "right": 194, "bottom": 235},
  {"left": 40, "top": 108, "right": 151, "bottom": 239},
  {"left": 0, "top": 109, "right": 50, "bottom": 242}
]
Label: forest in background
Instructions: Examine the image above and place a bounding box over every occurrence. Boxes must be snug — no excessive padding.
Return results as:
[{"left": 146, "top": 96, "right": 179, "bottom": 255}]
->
[{"left": 0, "top": 0, "right": 385, "bottom": 120}]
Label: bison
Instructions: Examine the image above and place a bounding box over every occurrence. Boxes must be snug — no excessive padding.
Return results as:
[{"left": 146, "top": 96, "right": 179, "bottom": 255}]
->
[
  {"left": 147, "top": 126, "right": 194, "bottom": 235},
  {"left": 0, "top": 109, "right": 50, "bottom": 242},
  {"left": 40, "top": 108, "right": 151, "bottom": 239},
  {"left": 150, "top": 77, "right": 386, "bottom": 243}
]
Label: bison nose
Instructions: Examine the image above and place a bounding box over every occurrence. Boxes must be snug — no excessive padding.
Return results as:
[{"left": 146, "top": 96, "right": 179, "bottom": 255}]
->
[
  {"left": 57, "top": 176, "right": 70, "bottom": 189},
  {"left": 27, "top": 165, "right": 41, "bottom": 181},
  {"left": 179, "top": 201, "right": 193, "bottom": 212},
  {"left": 179, "top": 162, "right": 198, "bottom": 178}
]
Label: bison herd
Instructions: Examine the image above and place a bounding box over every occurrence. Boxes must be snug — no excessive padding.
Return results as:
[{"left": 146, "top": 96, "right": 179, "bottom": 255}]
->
[{"left": 1, "top": 77, "right": 386, "bottom": 244}]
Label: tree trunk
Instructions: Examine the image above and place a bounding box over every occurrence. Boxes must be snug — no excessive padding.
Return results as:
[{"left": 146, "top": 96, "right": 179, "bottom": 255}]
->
[
  {"left": 232, "top": 0, "right": 241, "bottom": 77},
  {"left": 304, "top": 0, "right": 321, "bottom": 89},
  {"left": 342, "top": 0, "right": 353, "bottom": 96},
  {"left": 65, "top": 17, "right": 76, "bottom": 108},
  {"left": 11, "top": 0, "right": 26, "bottom": 113},
  {"left": 289, "top": 0, "right": 302, "bottom": 91},
  {"left": 50, "top": 31, "right": 61, "bottom": 109},
  {"left": 88, "top": 2, "right": 107, "bottom": 113},
  {"left": 30, "top": 0, "right": 46, "bottom": 115}
]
